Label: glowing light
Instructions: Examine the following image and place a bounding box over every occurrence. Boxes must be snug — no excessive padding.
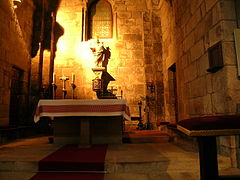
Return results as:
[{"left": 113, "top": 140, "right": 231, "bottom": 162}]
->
[
  {"left": 75, "top": 41, "right": 95, "bottom": 68},
  {"left": 57, "top": 37, "right": 68, "bottom": 53},
  {"left": 13, "top": 0, "right": 22, "bottom": 9}
]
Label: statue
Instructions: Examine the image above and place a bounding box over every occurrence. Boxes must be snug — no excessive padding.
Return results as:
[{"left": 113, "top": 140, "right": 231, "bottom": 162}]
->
[
  {"left": 91, "top": 40, "right": 116, "bottom": 99},
  {"left": 96, "top": 46, "right": 111, "bottom": 70}
]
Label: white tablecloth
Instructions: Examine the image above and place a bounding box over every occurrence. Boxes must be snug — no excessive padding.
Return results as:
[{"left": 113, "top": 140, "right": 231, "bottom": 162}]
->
[{"left": 34, "top": 99, "right": 131, "bottom": 122}]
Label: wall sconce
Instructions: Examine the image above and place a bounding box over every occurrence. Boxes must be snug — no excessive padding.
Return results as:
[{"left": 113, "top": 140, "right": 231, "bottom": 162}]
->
[
  {"left": 13, "top": 0, "right": 22, "bottom": 9},
  {"left": 146, "top": 81, "right": 155, "bottom": 93}
]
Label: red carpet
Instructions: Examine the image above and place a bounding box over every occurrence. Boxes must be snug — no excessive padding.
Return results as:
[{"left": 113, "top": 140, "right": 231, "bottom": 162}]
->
[
  {"left": 29, "top": 172, "right": 104, "bottom": 180},
  {"left": 29, "top": 144, "right": 107, "bottom": 180},
  {"left": 39, "top": 144, "right": 107, "bottom": 171}
]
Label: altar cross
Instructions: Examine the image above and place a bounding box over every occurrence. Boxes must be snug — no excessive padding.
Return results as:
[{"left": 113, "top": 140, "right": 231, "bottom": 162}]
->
[{"left": 59, "top": 75, "right": 69, "bottom": 99}]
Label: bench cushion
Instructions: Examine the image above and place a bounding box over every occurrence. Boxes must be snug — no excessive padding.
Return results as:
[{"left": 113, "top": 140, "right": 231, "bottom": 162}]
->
[{"left": 177, "top": 115, "right": 240, "bottom": 136}]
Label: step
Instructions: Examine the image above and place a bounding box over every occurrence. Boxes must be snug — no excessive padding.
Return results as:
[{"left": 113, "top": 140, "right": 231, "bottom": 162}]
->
[
  {"left": 0, "top": 161, "right": 38, "bottom": 172},
  {"left": 123, "top": 130, "right": 170, "bottom": 143},
  {"left": 29, "top": 172, "right": 104, "bottom": 180},
  {"left": 105, "top": 159, "right": 200, "bottom": 174},
  {"left": 0, "top": 126, "right": 37, "bottom": 145}
]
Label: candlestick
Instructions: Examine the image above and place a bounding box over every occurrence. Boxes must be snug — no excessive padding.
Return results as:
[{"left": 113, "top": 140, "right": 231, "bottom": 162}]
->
[
  {"left": 72, "top": 73, "right": 75, "bottom": 83},
  {"left": 53, "top": 73, "right": 56, "bottom": 84}
]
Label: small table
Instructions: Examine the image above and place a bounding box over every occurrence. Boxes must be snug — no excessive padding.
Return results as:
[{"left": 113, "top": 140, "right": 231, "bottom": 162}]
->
[
  {"left": 177, "top": 115, "right": 240, "bottom": 180},
  {"left": 34, "top": 99, "right": 131, "bottom": 146}
]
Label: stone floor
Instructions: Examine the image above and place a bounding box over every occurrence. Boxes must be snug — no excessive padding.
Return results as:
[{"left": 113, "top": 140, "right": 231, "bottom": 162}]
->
[{"left": 0, "top": 133, "right": 240, "bottom": 180}]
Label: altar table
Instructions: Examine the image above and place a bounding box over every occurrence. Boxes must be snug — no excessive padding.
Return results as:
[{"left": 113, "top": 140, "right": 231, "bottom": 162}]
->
[{"left": 34, "top": 99, "right": 131, "bottom": 145}]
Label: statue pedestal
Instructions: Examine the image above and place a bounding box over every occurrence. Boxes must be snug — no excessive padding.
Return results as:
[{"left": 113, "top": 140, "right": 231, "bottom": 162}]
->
[
  {"left": 92, "top": 67, "right": 105, "bottom": 78},
  {"left": 92, "top": 67, "right": 117, "bottom": 99},
  {"left": 92, "top": 67, "right": 105, "bottom": 92}
]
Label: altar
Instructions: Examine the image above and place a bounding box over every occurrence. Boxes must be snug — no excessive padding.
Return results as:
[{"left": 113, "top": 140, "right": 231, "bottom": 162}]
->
[{"left": 34, "top": 99, "right": 131, "bottom": 145}]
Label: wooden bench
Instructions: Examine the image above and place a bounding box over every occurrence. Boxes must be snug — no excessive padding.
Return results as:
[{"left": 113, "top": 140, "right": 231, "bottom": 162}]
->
[{"left": 177, "top": 115, "right": 240, "bottom": 180}]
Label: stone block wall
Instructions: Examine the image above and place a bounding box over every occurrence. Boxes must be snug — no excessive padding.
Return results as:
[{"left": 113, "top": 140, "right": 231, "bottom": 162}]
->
[
  {"left": 114, "top": 0, "right": 147, "bottom": 118},
  {"left": 158, "top": 0, "right": 239, "bottom": 160},
  {"left": 143, "top": 1, "right": 165, "bottom": 127},
  {"left": 0, "top": 0, "right": 34, "bottom": 126},
  {"left": 153, "top": 0, "right": 179, "bottom": 124},
  {"left": 159, "top": 0, "right": 240, "bottom": 121},
  {"left": 237, "top": 1, "right": 240, "bottom": 27}
]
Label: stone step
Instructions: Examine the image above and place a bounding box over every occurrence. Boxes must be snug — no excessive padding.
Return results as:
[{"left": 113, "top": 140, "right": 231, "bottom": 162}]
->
[
  {"left": 0, "top": 171, "right": 200, "bottom": 180},
  {"left": 105, "top": 159, "right": 200, "bottom": 174},
  {"left": 0, "top": 161, "right": 38, "bottom": 172},
  {"left": 0, "top": 126, "right": 38, "bottom": 145},
  {"left": 123, "top": 136, "right": 170, "bottom": 144},
  {"left": 123, "top": 130, "right": 170, "bottom": 144},
  {"left": 3, "top": 170, "right": 240, "bottom": 180},
  {"left": 0, "top": 172, "right": 36, "bottom": 180},
  {"left": 0, "top": 158, "right": 200, "bottom": 175},
  {"left": 104, "top": 172, "right": 199, "bottom": 180}
]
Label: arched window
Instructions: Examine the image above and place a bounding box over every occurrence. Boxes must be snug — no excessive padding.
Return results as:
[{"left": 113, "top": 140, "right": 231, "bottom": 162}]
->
[{"left": 88, "top": 0, "right": 113, "bottom": 39}]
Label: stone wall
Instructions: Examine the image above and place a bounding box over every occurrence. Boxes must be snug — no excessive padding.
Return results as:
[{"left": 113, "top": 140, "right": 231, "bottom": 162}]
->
[
  {"left": 157, "top": 0, "right": 240, "bottom": 121},
  {"left": 235, "top": 0, "right": 240, "bottom": 27},
  {"left": 0, "top": 0, "right": 34, "bottom": 126},
  {"left": 158, "top": 0, "right": 239, "bottom": 159},
  {"left": 115, "top": 0, "right": 146, "bottom": 117},
  {"left": 143, "top": 1, "right": 165, "bottom": 127},
  {"left": 157, "top": 0, "right": 179, "bottom": 123}
]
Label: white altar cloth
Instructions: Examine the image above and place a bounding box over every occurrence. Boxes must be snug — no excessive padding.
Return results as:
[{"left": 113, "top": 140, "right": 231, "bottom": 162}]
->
[{"left": 34, "top": 99, "right": 131, "bottom": 123}]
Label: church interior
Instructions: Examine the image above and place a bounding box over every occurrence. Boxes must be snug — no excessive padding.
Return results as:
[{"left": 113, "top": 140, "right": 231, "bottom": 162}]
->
[{"left": 1, "top": 0, "right": 240, "bottom": 179}]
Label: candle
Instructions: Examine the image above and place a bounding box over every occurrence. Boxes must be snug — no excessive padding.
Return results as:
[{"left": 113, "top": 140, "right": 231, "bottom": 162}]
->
[
  {"left": 53, "top": 73, "right": 56, "bottom": 83},
  {"left": 72, "top": 73, "right": 75, "bottom": 83}
]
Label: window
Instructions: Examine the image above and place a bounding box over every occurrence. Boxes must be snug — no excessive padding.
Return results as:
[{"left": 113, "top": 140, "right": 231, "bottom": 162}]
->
[{"left": 88, "top": 0, "right": 113, "bottom": 39}]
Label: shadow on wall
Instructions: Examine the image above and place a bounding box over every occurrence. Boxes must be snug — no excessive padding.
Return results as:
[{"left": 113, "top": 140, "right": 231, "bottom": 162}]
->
[{"left": 31, "top": 0, "right": 64, "bottom": 58}]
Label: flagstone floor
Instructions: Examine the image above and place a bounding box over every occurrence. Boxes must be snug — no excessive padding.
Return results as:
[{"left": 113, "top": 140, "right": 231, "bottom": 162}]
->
[{"left": 0, "top": 135, "right": 240, "bottom": 180}]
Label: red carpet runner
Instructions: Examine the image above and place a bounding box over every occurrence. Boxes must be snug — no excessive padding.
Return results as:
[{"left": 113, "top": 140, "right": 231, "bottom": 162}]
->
[
  {"left": 29, "top": 144, "right": 107, "bottom": 180},
  {"left": 29, "top": 172, "right": 104, "bottom": 180}
]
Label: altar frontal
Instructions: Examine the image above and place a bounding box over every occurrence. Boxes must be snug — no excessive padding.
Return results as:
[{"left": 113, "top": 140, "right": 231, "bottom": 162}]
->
[{"left": 34, "top": 99, "right": 130, "bottom": 145}]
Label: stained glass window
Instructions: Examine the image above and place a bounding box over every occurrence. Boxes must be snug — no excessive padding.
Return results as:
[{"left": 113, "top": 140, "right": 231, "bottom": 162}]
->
[{"left": 88, "top": 0, "right": 113, "bottom": 39}]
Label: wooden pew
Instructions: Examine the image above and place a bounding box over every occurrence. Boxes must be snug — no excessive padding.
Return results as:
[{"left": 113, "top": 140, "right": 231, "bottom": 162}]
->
[{"left": 177, "top": 115, "right": 240, "bottom": 180}]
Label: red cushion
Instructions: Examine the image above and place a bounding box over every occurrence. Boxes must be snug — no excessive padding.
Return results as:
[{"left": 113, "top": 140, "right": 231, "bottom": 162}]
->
[{"left": 177, "top": 115, "right": 240, "bottom": 131}]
